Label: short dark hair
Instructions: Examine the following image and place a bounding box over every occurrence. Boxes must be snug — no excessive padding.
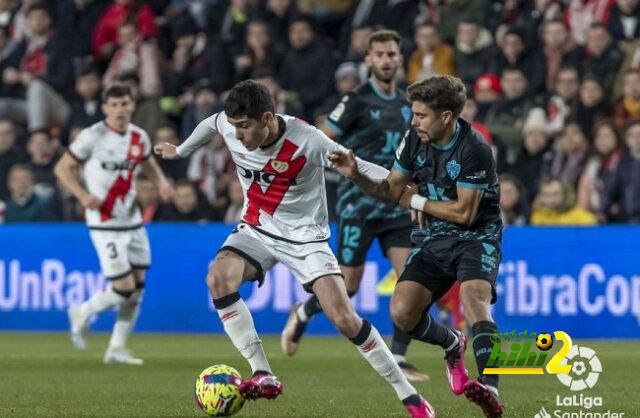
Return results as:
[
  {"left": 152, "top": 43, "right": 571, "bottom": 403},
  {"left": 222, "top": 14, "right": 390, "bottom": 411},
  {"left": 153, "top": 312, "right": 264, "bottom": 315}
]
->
[
  {"left": 407, "top": 75, "right": 467, "bottom": 118},
  {"left": 224, "top": 80, "right": 274, "bottom": 120},
  {"left": 101, "top": 83, "right": 132, "bottom": 103},
  {"left": 367, "top": 29, "right": 401, "bottom": 52}
]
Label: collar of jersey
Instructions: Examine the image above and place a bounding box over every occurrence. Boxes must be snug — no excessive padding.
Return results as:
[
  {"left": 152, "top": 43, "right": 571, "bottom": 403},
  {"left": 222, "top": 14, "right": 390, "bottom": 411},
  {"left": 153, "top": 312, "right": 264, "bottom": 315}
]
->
[
  {"left": 104, "top": 121, "right": 128, "bottom": 136},
  {"left": 430, "top": 121, "right": 461, "bottom": 151},
  {"left": 260, "top": 115, "right": 287, "bottom": 149},
  {"left": 368, "top": 78, "right": 396, "bottom": 101}
]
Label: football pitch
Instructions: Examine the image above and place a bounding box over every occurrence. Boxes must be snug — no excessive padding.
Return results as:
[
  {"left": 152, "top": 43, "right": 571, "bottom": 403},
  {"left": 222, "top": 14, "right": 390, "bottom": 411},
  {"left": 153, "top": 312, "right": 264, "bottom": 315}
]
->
[{"left": 1, "top": 333, "right": 638, "bottom": 417}]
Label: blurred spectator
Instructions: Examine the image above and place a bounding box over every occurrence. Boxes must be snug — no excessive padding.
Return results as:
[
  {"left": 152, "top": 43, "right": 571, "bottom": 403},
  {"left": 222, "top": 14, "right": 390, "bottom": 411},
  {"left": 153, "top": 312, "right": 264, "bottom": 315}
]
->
[
  {"left": 154, "top": 179, "right": 214, "bottom": 222},
  {"left": 550, "top": 123, "right": 591, "bottom": 188},
  {"left": 0, "top": 118, "right": 28, "bottom": 200},
  {"left": 223, "top": 177, "right": 243, "bottom": 224},
  {"left": 508, "top": 107, "right": 553, "bottom": 196},
  {"left": 0, "top": 24, "right": 20, "bottom": 99},
  {"left": 187, "top": 133, "right": 233, "bottom": 208},
  {"left": 234, "top": 20, "right": 283, "bottom": 82},
  {"left": 56, "top": 0, "right": 110, "bottom": 57},
  {"left": 61, "top": 65, "right": 104, "bottom": 145},
  {"left": 103, "top": 20, "right": 162, "bottom": 98},
  {"left": 180, "top": 79, "right": 221, "bottom": 139},
  {"left": 565, "top": 0, "right": 611, "bottom": 46},
  {"left": 344, "top": 25, "right": 372, "bottom": 78},
  {"left": 220, "top": 0, "right": 251, "bottom": 58},
  {"left": 485, "top": 67, "right": 533, "bottom": 164},
  {"left": 26, "top": 129, "right": 60, "bottom": 199},
  {"left": 491, "top": 26, "right": 544, "bottom": 95},
  {"left": 118, "top": 71, "right": 168, "bottom": 137},
  {"left": 581, "top": 23, "right": 624, "bottom": 92},
  {"left": 0, "top": 0, "right": 13, "bottom": 28},
  {"left": 454, "top": 20, "right": 495, "bottom": 87},
  {"left": 4, "top": 163, "right": 54, "bottom": 222},
  {"left": 546, "top": 66, "right": 581, "bottom": 135},
  {"left": 92, "top": 0, "right": 157, "bottom": 60},
  {"left": 348, "top": 0, "right": 418, "bottom": 44},
  {"left": 407, "top": 23, "right": 454, "bottom": 83},
  {"left": 499, "top": 173, "right": 529, "bottom": 225},
  {"left": 572, "top": 74, "right": 608, "bottom": 136},
  {"left": 279, "top": 17, "right": 334, "bottom": 121},
  {"left": 153, "top": 124, "right": 188, "bottom": 180},
  {"left": 614, "top": 69, "right": 640, "bottom": 129},
  {"left": 254, "top": 70, "right": 303, "bottom": 116},
  {"left": 541, "top": 19, "right": 582, "bottom": 92},
  {"left": 531, "top": 177, "right": 598, "bottom": 225},
  {"left": 315, "top": 62, "right": 360, "bottom": 124},
  {"left": 578, "top": 120, "right": 623, "bottom": 218},
  {"left": 460, "top": 97, "right": 495, "bottom": 154},
  {"left": 0, "top": 4, "right": 72, "bottom": 131},
  {"left": 137, "top": 176, "right": 160, "bottom": 223},
  {"left": 255, "top": 0, "right": 297, "bottom": 48},
  {"left": 472, "top": 73, "right": 501, "bottom": 121},
  {"left": 606, "top": 0, "right": 640, "bottom": 42},
  {"left": 604, "top": 119, "right": 640, "bottom": 222},
  {"left": 438, "top": 0, "right": 491, "bottom": 45}
]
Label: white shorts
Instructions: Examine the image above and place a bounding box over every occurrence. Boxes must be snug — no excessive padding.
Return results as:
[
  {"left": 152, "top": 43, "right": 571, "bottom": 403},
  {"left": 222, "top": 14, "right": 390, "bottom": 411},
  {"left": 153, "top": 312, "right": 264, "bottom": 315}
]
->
[
  {"left": 220, "top": 224, "right": 342, "bottom": 290},
  {"left": 89, "top": 227, "right": 151, "bottom": 279}
]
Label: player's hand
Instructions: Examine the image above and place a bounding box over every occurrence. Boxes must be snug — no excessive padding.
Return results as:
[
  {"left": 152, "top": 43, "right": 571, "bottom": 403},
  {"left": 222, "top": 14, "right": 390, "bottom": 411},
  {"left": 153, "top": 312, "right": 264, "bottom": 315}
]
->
[
  {"left": 411, "top": 209, "right": 427, "bottom": 228},
  {"left": 80, "top": 194, "right": 101, "bottom": 210},
  {"left": 399, "top": 184, "right": 418, "bottom": 209},
  {"left": 154, "top": 143, "right": 180, "bottom": 160},
  {"left": 328, "top": 149, "right": 359, "bottom": 179},
  {"left": 158, "top": 179, "right": 174, "bottom": 202}
]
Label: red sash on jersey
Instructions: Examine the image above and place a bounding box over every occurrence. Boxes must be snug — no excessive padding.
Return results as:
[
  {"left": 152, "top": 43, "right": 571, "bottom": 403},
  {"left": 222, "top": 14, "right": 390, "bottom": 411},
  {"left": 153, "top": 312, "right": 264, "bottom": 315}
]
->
[
  {"left": 99, "top": 131, "right": 144, "bottom": 221},
  {"left": 243, "top": 139, "right": 307, "bottom": 226}
]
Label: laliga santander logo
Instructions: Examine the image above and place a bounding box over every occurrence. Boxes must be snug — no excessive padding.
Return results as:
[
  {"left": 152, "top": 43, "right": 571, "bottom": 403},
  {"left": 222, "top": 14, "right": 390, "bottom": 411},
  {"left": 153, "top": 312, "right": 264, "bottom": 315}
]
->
[{"left": 484, "top": 331, "right": 602, "bottom": 391}]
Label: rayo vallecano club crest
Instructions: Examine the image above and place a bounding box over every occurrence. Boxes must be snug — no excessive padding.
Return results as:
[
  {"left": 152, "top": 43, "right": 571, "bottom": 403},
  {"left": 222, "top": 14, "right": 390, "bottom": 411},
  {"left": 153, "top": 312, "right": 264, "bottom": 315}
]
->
[
  {"left": 271, "top": 160, "right": 289, "bottom": 173},
  {"left": 446, "top": 160, "right": 460, "bottom": 179}
]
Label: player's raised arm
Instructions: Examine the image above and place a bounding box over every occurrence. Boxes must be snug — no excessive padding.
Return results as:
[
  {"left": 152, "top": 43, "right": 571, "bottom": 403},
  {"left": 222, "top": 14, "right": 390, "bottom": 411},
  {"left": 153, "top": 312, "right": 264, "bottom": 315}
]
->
[
  {"left": 329, "top": 149, "right": 411, "bottom": 204},
  {"left": 155, "top": 113, "right": 219, "bottom": 159}
]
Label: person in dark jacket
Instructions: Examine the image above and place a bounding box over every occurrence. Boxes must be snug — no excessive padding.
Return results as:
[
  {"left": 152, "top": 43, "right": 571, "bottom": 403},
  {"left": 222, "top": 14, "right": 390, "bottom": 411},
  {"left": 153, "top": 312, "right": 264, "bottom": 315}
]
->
[
  {"left": 604, "top": 119, "right": 640, "bottom": 223},
  {"left": 4, "top": 164, "right": 54, "bottom": 222}
]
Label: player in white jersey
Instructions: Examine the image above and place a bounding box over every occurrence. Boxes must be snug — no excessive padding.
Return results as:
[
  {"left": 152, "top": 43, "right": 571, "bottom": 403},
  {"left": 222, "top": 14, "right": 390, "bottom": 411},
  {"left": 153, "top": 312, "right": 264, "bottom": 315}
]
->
[
  {"left": 154, "top": 80, "right": 434, "bottom": 417},
  {"left": 54, "top": 84, "right": 173, "bottom": 365}
]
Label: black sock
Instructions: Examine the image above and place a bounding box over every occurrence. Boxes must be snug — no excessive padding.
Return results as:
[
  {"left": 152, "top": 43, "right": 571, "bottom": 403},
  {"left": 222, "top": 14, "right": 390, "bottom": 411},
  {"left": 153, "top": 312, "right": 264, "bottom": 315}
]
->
[
  {"left": 391, "top": 323, "right": 412, "bottom": 358},
  {"left": 113, "top": 288, "right": 135, "bottom": 298},
  {"left": 472, "top": 320, "right": 499, "bottom": 389},
  {"left": 212, "top": 292, "right": 240, "bottom": 309},
  {"left": 349, "top": 319, "right": 371, "bottom": 346},
  {"left": 302, "top": 295, "right": 323, "bottom": 319},
  {"left": 401, "top": 393, "right": 422, "bottom": 407},
  {"left": 408, "top": 312, "right": 457, "bottom": 350}
]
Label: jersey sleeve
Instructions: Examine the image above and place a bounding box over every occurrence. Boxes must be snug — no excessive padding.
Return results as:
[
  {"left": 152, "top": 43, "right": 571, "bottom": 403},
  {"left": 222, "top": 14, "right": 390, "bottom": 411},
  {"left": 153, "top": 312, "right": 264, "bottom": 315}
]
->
[
  {"left": 456, "top": 141, "right": 496, "bottom": 189},
  {"left": 176, "top": 112, "right": 220, "bottom": 157},
  {"left": 324, "top": 92, "right": 360, "bottom": 137},
  {"left": 67, "top": 128, "right": 94, "bottom": 162},
  {"left": 393, "top": 129, "right": 414, "bottom": 175},
  {"left": 140, "top": 130, "right": 153, "bottom": 159},
  {"left": 302, "top": 122, "right": 345, "bottom": 167}
]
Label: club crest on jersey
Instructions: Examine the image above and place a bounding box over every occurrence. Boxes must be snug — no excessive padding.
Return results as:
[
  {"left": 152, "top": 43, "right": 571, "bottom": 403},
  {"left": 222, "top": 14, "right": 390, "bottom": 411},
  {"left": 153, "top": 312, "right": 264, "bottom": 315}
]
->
[
  {"left": 446, "top": 160, "right": 460, "bottom": 179},
  {"left": 129, "top": 144, "right": 142, "bottom": 158},
  {"left": 270, "top": 160, "right": 289, "bottom": 173}
]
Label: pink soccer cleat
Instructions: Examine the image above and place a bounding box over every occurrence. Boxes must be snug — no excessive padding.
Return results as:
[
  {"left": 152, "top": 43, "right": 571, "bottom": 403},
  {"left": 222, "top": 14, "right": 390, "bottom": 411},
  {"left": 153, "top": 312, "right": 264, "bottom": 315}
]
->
[
  {"left": 405, "top": 396, "right": 436, "bottom": 418},
  {"left": 445, "top": 329, "right": 469, "bottom": 395},
  {"left": 463, "top": 380, "right": 504, "bottom": 417},
  {"left": 238, "top": 372, "right": 283, "bottom": 400}
]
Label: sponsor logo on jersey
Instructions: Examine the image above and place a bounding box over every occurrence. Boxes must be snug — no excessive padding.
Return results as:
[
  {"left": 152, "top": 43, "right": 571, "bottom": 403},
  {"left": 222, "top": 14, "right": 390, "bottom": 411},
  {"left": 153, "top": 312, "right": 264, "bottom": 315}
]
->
[
  {"left": 101, "top": 161, "right": 137, "bottom": 171},
  {"left": 329, "top": 103, "right": 346, "bottom": 122},
  {"left": 236, "top": 164, "right": 297, "bottom": 186}
]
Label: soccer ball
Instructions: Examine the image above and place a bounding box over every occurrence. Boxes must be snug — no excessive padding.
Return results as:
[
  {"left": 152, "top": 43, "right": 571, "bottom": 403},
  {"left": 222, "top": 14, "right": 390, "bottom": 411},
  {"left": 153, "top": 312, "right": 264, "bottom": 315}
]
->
[
  {"left": 536, "top": 333, "right": 553, "bottom": 351},
  {"left": 195, "top": 365, "right": 245, "bottom": 416}
]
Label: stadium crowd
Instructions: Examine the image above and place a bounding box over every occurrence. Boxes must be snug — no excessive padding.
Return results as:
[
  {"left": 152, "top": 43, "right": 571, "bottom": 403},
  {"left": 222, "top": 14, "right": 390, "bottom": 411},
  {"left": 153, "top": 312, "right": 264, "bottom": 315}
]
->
[{"left": 0, "top": 0, "right": 639, "bottom": 225}]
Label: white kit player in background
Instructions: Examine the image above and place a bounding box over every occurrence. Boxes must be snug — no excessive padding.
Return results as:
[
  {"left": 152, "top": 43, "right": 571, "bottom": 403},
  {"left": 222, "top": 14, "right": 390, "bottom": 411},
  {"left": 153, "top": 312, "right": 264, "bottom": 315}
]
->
[
  {"left": 154, "top": 80, "right": 434, "bottom": 417},
  {"left": 54, "top": 83, "right": 173, "bottom": 365}
]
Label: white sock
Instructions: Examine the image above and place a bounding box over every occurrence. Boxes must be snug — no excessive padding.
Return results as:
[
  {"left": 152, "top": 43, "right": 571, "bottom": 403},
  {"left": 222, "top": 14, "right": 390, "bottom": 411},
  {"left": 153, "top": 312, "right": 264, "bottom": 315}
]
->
[
  {"left": 393, "top": 354, "right": 406, "bottom": 364},
  {"left": 216, "top": 296, "right": 272, "bottom": 374},
  {"left": 355, "top": 323, "right": 417, "bottom": 400},
  {"left": 108, "top": 289, "right": 144, "bottom": 349},
  {"left": 79, "top": 286, "right": 127, "bottom": 320}
]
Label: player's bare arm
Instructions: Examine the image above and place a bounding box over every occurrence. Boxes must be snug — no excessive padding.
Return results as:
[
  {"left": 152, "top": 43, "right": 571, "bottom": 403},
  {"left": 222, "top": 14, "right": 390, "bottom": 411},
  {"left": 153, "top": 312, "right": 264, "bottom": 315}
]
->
[
  {"left": 320, "top": 122, "right": 339, "bottom": 141},
  {"left": 153, "top": 142, "right": 180, "bottom": 160},
  {"left": 401, "top": 186, "right": 483, "bottom": 227},
  {"left": 329, "top": 149, "right": 410, "bottom": 204},
  {"left": 54, "top": 152, "right": 100, "bottom": 210},
  {"left": 140, "top": 157, "right": 174, "bottom": 201}
]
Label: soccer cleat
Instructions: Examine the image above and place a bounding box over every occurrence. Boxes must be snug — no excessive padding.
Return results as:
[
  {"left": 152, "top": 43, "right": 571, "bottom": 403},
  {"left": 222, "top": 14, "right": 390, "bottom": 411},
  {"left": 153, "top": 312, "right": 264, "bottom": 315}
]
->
[
  {"left": 398, "top": 361, "right": 430, "bottom": 382},
  {"left": 445, "top": 329, "right": 469, "bottom": 395},
  {"left": 68, "top": 305, "right": 88, "bottom": 350},
  {"left": 405, "top": 396, "right": 436, "bottom": 418},
  {"left": 238, "top": 372, "right": 283, "bottom": 400},
  {"left": 280, "top": 302, "right": 307, "bottom": 356},
  {"left": 104, "top": 348, "right": 144, "bottom": 365},
  {"left": 463, "top": 380, "right": 504, "bottom": 418}
]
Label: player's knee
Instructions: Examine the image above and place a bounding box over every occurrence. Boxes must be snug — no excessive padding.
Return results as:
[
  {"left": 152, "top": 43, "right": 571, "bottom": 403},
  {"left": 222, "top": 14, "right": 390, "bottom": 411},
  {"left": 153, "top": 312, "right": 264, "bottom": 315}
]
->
[
  {"left": 328, "top": 307, "right": 360, "bottom": 337},
  {"left": 390, "top": 299, "right": 418, "bottom": 332},
  {"left": 207, "top": 266, "right": 236, "bottom": 298}
]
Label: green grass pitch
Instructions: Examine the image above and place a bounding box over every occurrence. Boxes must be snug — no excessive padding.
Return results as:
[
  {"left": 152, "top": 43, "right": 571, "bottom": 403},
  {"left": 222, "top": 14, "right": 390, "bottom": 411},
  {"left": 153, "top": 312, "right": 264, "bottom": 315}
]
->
[{"left": 1, "top": 333, "right": 638, "bottom": 417}]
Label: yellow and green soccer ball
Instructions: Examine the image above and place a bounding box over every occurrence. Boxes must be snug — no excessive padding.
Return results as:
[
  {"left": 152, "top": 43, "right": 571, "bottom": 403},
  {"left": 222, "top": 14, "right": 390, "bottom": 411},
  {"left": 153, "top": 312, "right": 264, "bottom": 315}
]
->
[
  {"left": 536, "top": 333, "right": 554, "bottom": 351},
  {"left": 195, "top": 365, "right": 245, "bottom": 416}
]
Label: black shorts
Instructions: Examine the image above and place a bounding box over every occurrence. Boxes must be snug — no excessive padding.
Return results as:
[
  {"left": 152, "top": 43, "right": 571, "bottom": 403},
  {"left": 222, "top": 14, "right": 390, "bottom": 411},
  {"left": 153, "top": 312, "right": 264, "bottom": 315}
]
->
[
  {"left": 399, "top": 237, "right": 501, "bottom": 304},
  {"left": 337, "top": 216, "right": 412, "bottom": 267}
]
